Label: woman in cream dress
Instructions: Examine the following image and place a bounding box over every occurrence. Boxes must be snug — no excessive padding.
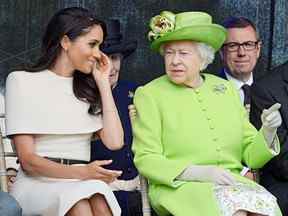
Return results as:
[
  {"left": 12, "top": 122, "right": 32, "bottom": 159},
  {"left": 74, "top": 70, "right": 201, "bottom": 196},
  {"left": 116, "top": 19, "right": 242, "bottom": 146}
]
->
[{"left": 5, "top": 7, "right": 123, "bottom": 216}]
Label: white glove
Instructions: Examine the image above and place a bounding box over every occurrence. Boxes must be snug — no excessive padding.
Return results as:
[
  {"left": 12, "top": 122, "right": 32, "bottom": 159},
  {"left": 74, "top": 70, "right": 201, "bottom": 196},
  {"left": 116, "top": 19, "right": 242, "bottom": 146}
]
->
[
  {"left": 261, "top": 103, "right": 282, "bottom": 146},
  {"left": 176, "top": 165, "right": 236, "bottom": 185},
  {"left": 109, "top": 176, "right": 140, "bottom": 191}
]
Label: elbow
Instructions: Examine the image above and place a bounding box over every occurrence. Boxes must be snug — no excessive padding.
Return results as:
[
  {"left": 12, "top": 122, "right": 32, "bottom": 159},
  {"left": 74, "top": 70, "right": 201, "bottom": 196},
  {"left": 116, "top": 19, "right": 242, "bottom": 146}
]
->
[
  {"left": 108, "top": 145, "right": 123, "bottom": 151},
  {"left": 19, "top": 159, "right": 33, "bottom": 174},
  {"left": 100, "top": 126, "right": 124, "bottom": 150},
  {"left": 107, "top": 137, "right": 124, "bottom": 150},
  {"left": 106, "top": 134, "right": 124, "bottom": 150},
  {"left": 18, "top": 156, "right": 38, "bottom": 175}
]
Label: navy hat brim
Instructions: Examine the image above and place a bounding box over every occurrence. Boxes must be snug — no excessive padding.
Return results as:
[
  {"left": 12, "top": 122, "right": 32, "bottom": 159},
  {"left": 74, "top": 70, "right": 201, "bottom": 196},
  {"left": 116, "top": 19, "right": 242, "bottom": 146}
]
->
[{"left": 101, "top": 40, "right": 137, "bottom": 58}]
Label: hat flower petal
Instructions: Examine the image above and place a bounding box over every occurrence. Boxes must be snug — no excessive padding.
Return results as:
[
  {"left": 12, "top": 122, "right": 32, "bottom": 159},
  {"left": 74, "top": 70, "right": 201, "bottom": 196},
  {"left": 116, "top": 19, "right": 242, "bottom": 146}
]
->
[{"left": 148, "top": 11, "right": 175, "bottom": 41}]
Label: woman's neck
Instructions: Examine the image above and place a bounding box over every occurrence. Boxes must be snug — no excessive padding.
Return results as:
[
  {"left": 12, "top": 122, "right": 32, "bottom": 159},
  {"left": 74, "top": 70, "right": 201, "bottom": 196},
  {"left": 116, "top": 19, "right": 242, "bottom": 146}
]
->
[
  {"left": 184, "top": 75, "right": 203, "bottom": 88},
  {"left": 50, "top": 53, "right": 74, "bottom": 77}
]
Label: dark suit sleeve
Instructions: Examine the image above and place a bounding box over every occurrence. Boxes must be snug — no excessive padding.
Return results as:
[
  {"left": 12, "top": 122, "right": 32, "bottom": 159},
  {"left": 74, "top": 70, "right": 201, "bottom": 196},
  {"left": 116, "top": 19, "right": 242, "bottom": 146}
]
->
[
  {"left": 250, "top": 83, "right": 273, "bottom": 129},
  {"left": 250, "top": 82, "right": 288, "bottom": 180}
]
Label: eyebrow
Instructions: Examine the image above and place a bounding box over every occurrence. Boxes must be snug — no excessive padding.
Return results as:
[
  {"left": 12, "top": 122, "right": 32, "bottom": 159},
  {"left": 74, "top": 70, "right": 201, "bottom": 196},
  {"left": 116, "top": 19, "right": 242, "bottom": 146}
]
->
[
  {"left": 89, "top": 39, "right": 101, "bottom": 44},
  {"left": 225, "top": 40, "right": 257, "bottom": 43},
  {"left": 165, "top": 48, "right": 194, "bottom": 52}
]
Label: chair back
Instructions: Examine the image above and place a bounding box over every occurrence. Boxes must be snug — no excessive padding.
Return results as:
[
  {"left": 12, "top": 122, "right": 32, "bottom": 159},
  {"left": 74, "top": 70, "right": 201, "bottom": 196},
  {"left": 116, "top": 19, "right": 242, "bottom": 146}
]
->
[
  {"left": 0, "top": 113, "right": 8, "bottom": 192},
  {"left": 140, "top": 175, "right": 152, "bottom": 216},
  {"left": 0, "top": 113, "right": 18, "bottom": 192}
]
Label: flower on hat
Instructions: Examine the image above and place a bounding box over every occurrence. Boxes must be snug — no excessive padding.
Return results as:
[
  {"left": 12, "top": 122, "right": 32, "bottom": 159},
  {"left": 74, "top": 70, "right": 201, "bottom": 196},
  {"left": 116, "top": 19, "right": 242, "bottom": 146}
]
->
[
  {"left": 148, "top": 11, "right": 227, "bottom": 53},
  {"left": 148, "top": 11, "right": 175, "bottom": 41}
]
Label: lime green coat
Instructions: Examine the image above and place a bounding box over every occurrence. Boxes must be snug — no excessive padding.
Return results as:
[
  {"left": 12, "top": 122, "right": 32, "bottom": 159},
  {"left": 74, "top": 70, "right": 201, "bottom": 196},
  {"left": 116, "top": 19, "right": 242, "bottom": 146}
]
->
[{"left": 132, "top": 74, "right": 281, "bottom": 216}]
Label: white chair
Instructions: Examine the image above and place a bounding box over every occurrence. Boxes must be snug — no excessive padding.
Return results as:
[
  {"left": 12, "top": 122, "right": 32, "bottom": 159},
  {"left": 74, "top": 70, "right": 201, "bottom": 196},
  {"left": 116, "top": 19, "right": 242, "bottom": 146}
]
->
[
  {"left": 0, "top": 113, "right": 17, "bottom": 192},
  {"left": 140, "top": 174, "right": 152, "bottom": 216},
  {"left": 129, "top": 105, "right": 153, "bottom": 215}
]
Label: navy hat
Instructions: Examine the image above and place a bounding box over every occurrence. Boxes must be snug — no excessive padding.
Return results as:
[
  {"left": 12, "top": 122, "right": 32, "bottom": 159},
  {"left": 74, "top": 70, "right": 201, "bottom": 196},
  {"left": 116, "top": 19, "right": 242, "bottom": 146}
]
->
[{"left": 101, "top": 19, "right": 137, "bottom": 58}]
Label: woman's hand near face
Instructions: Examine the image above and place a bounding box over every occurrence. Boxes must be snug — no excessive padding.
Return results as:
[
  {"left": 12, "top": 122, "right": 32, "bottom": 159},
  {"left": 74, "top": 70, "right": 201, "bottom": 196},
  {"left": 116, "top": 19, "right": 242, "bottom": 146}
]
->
[
  {"left": 92, "top": 51, "right": 112, "bottom": 85},
  {"left": 92, "top": 51, "right": 124, "bottom": 150},
  {"left": 85, "top": 160, "right": 122, "bottom": 183},
  {"left": 91, "top": 51, "right": 124, "bottom": 150}
]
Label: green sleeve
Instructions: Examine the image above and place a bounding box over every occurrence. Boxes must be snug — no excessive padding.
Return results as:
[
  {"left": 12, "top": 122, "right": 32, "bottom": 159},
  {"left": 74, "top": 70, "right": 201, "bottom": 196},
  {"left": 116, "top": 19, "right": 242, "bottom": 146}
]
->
[
  {"left": 132, "top": 87, "right": 189, "bottom": 187},
  {"left": 242, "top": 121, "right": 280, "bottom": 169}
]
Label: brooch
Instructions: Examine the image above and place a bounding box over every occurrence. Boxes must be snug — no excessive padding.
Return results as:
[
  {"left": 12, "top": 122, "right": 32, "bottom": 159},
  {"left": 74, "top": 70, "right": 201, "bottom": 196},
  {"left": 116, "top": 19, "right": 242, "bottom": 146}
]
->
[{"left": 213, "top": 84, "right": 227, "bottom": 94}]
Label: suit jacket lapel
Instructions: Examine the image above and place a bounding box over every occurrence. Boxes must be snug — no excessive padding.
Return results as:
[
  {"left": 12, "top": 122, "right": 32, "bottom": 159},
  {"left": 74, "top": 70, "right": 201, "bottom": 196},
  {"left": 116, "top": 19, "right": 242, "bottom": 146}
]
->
[{"left": 218, "top": 68, "right": 228, "bottom": 80}]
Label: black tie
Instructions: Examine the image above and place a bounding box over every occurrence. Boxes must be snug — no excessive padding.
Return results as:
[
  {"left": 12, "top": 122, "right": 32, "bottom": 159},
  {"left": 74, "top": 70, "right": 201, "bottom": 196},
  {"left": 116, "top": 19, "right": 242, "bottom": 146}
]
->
[{"left": 241, "top": 84, "right": 251, "bottom": 106}]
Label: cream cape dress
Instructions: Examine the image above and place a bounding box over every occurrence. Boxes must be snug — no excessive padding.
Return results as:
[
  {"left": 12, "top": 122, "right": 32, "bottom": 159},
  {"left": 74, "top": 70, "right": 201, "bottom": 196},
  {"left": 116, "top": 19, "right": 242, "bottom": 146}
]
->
[{"left": 5, "top": 70, "right": 121, "bottom": 216}]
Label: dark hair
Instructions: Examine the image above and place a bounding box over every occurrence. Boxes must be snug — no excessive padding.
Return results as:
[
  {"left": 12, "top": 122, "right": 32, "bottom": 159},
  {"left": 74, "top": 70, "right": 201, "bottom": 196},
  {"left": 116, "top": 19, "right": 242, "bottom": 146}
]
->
[
  {"left": 20, "top": 7, "right": 107, "bottom": 115},
  {"left": 222, "top": 16, "right": 259, "bottom": 39}
]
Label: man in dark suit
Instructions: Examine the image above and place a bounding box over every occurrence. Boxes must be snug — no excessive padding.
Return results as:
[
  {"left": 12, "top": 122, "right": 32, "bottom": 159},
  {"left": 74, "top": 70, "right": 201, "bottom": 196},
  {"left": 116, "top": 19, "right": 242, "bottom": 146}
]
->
[
  {"left": 90, "top": 19, "right": 142, "bottom": 216},
  {"left": 219, "top": 16, "right": 262, "bottom": 180},
  {"left": 250, "top": 62, "right": 288, "bottom": 215}
]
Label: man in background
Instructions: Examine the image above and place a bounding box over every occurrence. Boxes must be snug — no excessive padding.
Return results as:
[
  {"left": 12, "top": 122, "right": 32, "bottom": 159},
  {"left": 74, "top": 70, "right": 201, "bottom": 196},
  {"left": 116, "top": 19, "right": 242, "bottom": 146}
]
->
[
  {"left": 219, "top": 16, "right": 261, "bottom": 114},
  {"left": 218, "top": 16, "right": 262, "bottom": 180}
]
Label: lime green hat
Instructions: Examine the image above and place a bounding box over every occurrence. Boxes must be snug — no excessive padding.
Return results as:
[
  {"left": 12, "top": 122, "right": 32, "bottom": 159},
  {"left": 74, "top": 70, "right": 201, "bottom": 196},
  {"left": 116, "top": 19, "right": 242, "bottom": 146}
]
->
[{"left": 148, "top": 11, "right": 227, "bottom": 52}]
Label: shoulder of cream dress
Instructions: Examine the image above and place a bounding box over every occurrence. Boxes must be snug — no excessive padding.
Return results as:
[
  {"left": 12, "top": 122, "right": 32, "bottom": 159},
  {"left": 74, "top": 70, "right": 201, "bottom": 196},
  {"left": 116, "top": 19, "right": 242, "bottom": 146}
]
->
[{"left": 5, "top": 70, "right": 102, "bottom": 135}]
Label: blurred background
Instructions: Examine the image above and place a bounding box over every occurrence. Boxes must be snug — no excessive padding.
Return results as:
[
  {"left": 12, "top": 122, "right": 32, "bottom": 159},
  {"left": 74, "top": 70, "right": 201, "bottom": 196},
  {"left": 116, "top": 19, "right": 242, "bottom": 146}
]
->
[{"left": 0, "top": 0, "right": 287, "bottom": 88}]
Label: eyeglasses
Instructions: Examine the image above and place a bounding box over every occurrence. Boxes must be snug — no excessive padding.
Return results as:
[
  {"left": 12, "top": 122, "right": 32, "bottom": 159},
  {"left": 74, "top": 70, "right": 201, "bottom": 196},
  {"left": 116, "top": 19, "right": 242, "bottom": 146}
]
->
[{"left": 223, "top": 41, "right": 260, "bottom": 52}]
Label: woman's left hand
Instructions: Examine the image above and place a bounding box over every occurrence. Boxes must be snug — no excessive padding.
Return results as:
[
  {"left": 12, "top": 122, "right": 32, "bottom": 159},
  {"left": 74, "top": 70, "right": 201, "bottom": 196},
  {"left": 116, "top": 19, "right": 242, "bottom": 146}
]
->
[{"left": 92, "top": 51, "right": 112, "bottom": 84}]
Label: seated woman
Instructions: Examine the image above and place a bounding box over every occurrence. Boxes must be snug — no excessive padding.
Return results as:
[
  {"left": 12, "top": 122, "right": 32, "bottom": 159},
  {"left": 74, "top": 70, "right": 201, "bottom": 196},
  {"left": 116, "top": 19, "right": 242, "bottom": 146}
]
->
[
  {"left": 131, "top": 11, "right": 283, "bottom": 216},
  {"left": 5, "top": 7, "right": 124, "bottom": 216}
]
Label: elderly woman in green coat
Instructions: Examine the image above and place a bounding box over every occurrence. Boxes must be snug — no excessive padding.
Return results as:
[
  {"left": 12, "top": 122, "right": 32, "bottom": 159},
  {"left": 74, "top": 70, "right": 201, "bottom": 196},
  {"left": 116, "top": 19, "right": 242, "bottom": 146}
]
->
[{"left": 132, "top": 11, "right": 283, "bottom": 216}]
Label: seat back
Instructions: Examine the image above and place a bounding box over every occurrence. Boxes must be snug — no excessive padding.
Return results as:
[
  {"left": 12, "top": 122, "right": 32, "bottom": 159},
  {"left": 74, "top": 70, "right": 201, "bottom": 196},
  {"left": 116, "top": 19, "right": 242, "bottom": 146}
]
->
[
  {"left": 0, "top": 113, "right": 8, "bottom": 192},
  {"left": 140, "top": 174, "right": 152, "bottom": 216},
  {"left": 0, "top": 113, "right": 17, "bottom": 192},
  {"left": 129, "top": 104, "right": 153, "bottom": 215}
]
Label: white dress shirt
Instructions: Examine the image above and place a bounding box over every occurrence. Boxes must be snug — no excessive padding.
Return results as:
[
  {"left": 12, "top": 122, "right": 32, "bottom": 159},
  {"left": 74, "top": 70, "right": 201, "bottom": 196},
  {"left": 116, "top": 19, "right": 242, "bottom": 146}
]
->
[{"left": 224, "top": 70, "right": 253, "bottom": 105}]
